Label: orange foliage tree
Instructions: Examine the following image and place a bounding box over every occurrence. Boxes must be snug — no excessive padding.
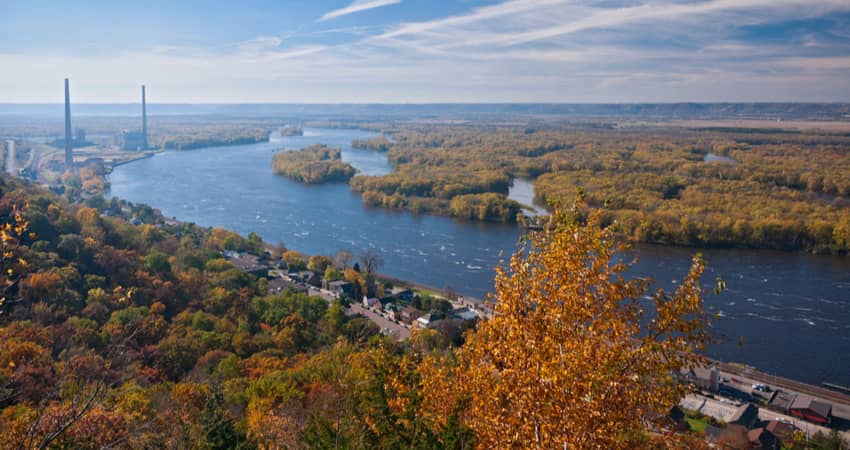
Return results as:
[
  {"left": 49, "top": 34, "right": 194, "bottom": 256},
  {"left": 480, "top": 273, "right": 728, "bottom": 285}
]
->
[{"left": 420, "top": 204, "right": 715, "bottom": 449}]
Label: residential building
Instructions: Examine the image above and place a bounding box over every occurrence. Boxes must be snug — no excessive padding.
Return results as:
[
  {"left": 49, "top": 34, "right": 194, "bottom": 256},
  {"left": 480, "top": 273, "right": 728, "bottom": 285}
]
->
[
  {"left": 416, "top": 310, "right": 445, "bottom": 329},
  {"left": 789, "top": 395, "right": 832, "bottom": 425},
  {"left": 728, "top": 403, "right": 760, "bottom": 429}
]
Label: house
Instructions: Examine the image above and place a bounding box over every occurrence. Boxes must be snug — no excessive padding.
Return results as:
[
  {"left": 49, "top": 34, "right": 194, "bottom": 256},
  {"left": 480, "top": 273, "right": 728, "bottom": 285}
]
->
[
  {"left": 789, "top": 395, "right": 831, "bottom": 425},
  {"left": 224, "top": 252, "right": 269, "bottom": 278},
  {"left": 748, "top": 427, "right": 778, "bottom": 449},
  {"left": 324, "top": 280, "right": 353, "bottom": 297},
  {"left": 363, "top": 296, "right": 379, "bottom": 309},
  {"left": 450, "top": 307, "right": 479, "bottom": 322},
  {"left": 728, "top": 403, "right": 760, "bottom": 429},
  {"left": 764, "top": 420, "right": 798, "bottom": 448},
  {"left": 767, "top": 391, "right": 795, "bottom": 414},
  {"left": 268, "top": 277, "right": 308, "bottom": 295},
  {"left": 391, "top": 288, "right": 415, "bottom": 302},
  {"left": 680, "top": 365, "right": 719, "bottom": 392},
  {"left": 706, "top": 425, "right": 751, "bottom": 449},
  {"left": 397, "top": 306, "right": 422, "bottom": 324},
  {"left": 416, "top": 310, "right": 445, "bottom": 329},
  {"left": 382, "top": 302, "right": 400, "bottom": 315},
  {"left": 290, "top": 270, "right": 320, "bottom": 286}
]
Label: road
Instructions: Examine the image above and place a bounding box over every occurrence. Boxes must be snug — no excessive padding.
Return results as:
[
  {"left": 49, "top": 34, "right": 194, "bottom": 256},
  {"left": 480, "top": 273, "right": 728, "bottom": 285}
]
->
[
  {"left": 270, "top": 269, "right": 412, "bottom": 341},
  {"left": 348, "top": 303, "right": 411, "bottom": 341}
]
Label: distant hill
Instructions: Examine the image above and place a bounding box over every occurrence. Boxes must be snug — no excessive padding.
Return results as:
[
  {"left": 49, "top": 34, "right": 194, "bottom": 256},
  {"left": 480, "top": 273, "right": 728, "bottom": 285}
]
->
[{"left": 2, "top": 102, "right": 849, "bottom": 121}]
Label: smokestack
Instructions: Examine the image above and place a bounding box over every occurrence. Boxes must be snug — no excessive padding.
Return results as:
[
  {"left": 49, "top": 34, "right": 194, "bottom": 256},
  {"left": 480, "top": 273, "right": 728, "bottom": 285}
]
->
[
  {"left": 64, "top": 78, "right": 73, "bottom": 170},
  {"left": 142, "top": 85, "right": 148, "bottom": 149}
]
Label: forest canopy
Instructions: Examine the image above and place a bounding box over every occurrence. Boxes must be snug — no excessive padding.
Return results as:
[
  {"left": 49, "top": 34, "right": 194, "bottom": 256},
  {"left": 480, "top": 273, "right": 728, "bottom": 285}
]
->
[
  {"left": 343, "top": 124, "right": 850, "bottom": 253},
  {"left": 0, "top": 174, "right": 718, "bottom": 448}
]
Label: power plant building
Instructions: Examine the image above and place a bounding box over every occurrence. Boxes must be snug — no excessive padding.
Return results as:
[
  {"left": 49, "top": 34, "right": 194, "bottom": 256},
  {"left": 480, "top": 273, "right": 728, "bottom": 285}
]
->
[{"left": 121, "top": 130, "right": 147, "bottom": 150}]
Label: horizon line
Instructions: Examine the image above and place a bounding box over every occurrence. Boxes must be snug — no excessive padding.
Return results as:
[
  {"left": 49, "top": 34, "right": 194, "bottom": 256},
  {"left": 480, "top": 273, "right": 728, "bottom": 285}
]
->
[{"left": 3, "top": 101, "right": 850, "bottom": 106}]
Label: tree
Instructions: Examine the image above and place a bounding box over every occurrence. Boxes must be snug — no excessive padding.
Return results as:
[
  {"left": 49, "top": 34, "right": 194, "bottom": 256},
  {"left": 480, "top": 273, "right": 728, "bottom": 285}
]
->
[
  {"left": 358, "top": 250, "right": 383, "bottom": 274},
  {"left": 307, "top": 255, "right": 332, "bottom": 274},
  {"left": 334, "top": 250, "right": 353, "bottom": 270},
  {"left": 145, "top": 251, "right": 172, "bottom": 275},
  {"left": 420, "top": 205, "right": 714, "bottom": 449},
  {"left": 201, "top": 381, "right": 251, "bottom": 450},
  {"left": 1, "top": 206, "right": 31, "bottom": 314}
]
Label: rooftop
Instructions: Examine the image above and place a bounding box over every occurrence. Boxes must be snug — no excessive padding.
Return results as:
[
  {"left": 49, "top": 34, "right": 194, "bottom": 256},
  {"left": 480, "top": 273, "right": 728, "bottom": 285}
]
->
[{"left": 790, "top": 394, "right": 832, "bottom": 419}]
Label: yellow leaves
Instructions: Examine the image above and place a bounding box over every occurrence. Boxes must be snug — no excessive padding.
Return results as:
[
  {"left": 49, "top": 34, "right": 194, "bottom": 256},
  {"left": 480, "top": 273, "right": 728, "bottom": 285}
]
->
[
  {"left": 111, "top": 286, "right": 135, "bottom": 304},
  {"left": 420, "top": 204, "right": 711, "bottom": 449}
]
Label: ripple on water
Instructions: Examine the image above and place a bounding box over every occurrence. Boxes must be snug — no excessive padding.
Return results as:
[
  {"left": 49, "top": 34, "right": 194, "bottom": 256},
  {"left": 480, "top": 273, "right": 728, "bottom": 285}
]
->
[{"left": 107, "top": 127, "right": 850, "bottom": 387}]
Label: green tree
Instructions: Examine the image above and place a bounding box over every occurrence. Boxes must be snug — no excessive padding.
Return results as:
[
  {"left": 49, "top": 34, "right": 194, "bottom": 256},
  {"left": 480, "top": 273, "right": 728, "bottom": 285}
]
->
[{"left": 201, "top": 381, "right": 252, "bottom": 450}]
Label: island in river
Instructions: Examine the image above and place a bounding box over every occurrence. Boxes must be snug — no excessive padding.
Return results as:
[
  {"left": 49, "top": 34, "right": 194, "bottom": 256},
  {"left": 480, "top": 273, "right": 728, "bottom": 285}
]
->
[
  {"left": 272, "top": 144, "right": 356, "bottom": 184},
  {"left": 108, "top": 126, "right": 850, "bottom": 386},
  {"left": 330, "top": 124, "right": 850, "bottom": 255}
]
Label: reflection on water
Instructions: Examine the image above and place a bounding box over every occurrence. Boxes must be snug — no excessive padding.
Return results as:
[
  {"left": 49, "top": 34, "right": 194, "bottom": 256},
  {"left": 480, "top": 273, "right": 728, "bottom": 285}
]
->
[
  {"left": 704, "top": 153, "right": 737, "bottom": 163},
  {"left": 508, "top": 178, "right": 547, "bottom": 216},
  {"left": 109, "top": 128, "right": 850, "bottom": 386}
]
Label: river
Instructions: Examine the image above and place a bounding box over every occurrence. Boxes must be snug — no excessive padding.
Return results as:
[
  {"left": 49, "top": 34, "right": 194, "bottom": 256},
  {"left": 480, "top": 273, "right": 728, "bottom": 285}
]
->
[{"left": 108, "top": 127, "right": 850, "bottom": 386}]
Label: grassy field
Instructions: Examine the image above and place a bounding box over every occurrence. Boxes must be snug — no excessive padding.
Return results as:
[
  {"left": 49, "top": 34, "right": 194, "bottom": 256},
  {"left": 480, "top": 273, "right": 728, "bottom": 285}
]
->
[{"left": 686, "top": 417, "right": 709, "bottom": 433}]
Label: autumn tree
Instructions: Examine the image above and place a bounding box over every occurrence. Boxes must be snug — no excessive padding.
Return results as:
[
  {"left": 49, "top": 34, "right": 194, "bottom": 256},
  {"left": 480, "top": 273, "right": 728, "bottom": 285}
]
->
[
  {"left": 1, "top": 206, "right": 31, "bottom": 314},
  {"left": 358, "top": 250, "right": 383, "bottom": 274},
  {"left": 420, "top": 204, "right": 715, "bottom": 449},
  {"left": 334, "top": 250, "right": 353, "bottom": 270}
]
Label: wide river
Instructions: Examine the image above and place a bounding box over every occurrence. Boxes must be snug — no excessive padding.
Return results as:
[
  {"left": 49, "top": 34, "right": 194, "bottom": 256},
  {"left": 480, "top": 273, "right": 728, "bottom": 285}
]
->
[{"left": 109, "top": 128, "right": 850, "bottom": 386}]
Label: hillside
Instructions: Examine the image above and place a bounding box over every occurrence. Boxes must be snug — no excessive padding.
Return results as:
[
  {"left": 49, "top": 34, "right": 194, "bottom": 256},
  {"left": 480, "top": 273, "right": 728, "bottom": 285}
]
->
[{"left": 0, "top": 173, "right": 768, "bottom": 448}]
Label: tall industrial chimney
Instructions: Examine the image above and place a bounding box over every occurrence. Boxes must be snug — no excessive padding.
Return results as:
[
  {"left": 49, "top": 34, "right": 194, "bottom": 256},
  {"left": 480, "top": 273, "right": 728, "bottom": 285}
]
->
[
  {"left": 64, "top": 78, "right": 73, "bottom": 171},
  {"left": 141, "top": 85, "right": 148, "bottom": 149}
]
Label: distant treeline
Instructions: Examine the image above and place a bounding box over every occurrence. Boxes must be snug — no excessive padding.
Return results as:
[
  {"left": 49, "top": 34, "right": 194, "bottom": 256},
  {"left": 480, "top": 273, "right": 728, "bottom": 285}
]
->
[
  {"left": 272, "top": 144, "right": 357, "bottom": 184},
  {"left": 158, "top": 127, "right": 269, "bottom": 150},
  {"left": 3, "top": 102, "right": 850, "bottom": 120}
]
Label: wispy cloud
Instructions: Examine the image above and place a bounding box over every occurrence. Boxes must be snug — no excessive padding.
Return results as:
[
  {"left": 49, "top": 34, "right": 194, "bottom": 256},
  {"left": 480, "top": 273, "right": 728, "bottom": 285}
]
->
[
  {"left": 318, "top": 0, "right": 401, "bottom": 22},
  {"left": 3, "top": 0, "right": 850, "bottom": 102},
  {"left": 378, "top": 0, "right": 566, "bottom": 39}
]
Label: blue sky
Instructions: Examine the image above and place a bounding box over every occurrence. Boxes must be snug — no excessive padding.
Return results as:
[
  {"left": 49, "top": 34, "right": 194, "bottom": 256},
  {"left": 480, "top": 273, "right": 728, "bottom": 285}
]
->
[{"left": 2, "top": 0, "right": 850, "bottom": 102}]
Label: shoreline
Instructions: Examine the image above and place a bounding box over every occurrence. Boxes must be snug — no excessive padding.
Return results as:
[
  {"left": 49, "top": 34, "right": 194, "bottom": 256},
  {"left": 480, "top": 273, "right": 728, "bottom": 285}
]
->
[{"left": 105, "top": 131, "right": 850, "bottom": 257}]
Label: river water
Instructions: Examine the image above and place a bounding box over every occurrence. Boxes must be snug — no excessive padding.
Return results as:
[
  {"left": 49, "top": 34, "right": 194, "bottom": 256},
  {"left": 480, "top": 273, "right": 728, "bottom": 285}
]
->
[{"left": 108, "top": 127, "right": 850, "bottom": 386}]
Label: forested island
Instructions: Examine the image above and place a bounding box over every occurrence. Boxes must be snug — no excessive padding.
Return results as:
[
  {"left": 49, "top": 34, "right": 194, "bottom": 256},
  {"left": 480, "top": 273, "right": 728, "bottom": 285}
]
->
[
  {"left": 272, "top": 144, "right": 357, "bottom": 184},
  {"left": 351, "top": 136, "right": 391, "bottom": 151},
  {"left": 339, "top": 124, "right": 850, "bottom": 254}
]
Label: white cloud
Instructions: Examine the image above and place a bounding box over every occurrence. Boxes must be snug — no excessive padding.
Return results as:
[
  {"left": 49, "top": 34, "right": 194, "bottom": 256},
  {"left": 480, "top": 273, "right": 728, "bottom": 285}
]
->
[
  {"left": 490, "top": 0, "right": 850, "bottom": 47},
  {"left": 378, "top": 0, "right": 566, "bottom": 39},
  {"left": 318, "top": 0, "right": 401, "bottom": 22},
  {"left": 3, "top": 0, "right": 850, "bottom": 102}
]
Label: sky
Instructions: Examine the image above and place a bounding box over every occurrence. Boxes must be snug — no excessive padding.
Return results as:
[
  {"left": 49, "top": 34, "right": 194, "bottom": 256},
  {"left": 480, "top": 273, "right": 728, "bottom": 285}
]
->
[{"left": 1, "top": 0, "right": 850, "bottom": 103}]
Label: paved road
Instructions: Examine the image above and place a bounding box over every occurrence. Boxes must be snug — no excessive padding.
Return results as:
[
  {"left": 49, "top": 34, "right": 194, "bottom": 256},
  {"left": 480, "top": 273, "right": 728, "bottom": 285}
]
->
[{"left": 349, "top": 304, "right": 411, "bottom": 341}]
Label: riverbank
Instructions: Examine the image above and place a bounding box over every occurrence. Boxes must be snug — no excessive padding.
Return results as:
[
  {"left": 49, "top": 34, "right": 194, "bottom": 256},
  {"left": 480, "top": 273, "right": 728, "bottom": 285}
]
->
[{"left": 106, "top": 126, "right": 850, "bottom": 387}]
